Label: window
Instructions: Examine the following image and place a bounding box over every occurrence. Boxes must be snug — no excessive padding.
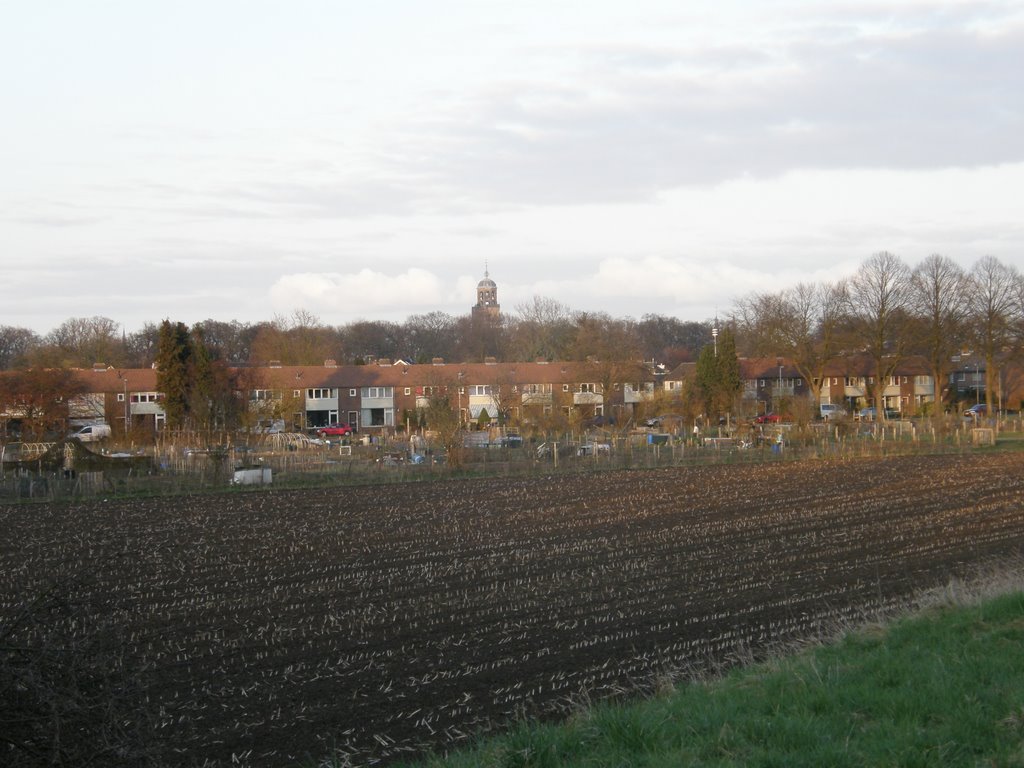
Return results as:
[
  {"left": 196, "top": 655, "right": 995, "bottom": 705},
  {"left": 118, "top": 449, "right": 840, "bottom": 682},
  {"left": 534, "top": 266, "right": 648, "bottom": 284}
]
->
[
  {"left": 759, "top": 379, "right": 766, "bottom": 387},
  {"left": 294, "top": 390, "right": 301, "bottom": 398},
  {"left": 251, "top": 389, "right": 280, "bottom": 401},
  {"left": 350, "top": 388, "right": 357, "bottom": 397},
  {"left": 404, "top": 387, "right": 411, "bottom": 395},
  {"left": 360, "top": 386, "right": 394, "bottom": 399},
  {"left": 307, "top": 388, "right": 334, "bottom": 399},
  {"left": 579, "top": 383, "right": 596, "bottom": 393},
  {"left": 131, "top": 392, "right": 161, "bottom": 403},
  {"left": 471, "top": 385, "right": 491, "bottom": 396},
  {"left": 562, "top": 384, "right": 570, "bottom": 392},
  {"left": 116, "top": 393, "right": 125, "bottom": 402}
]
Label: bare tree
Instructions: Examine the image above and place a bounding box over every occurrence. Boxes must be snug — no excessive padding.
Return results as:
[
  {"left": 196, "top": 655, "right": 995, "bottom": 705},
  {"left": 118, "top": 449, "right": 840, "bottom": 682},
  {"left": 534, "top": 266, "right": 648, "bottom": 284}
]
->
[
  {"left": 508, "top": 296, "right": 575, "bottom": 361},
  {"left": 0, "top": 368, "right": 87, "bottom": 439},
  {"left": 193, "top": 319, "right": 257, "bottom": 364},
  {"left": 636, "top": 314, "right": 710, "bottom": 366},
  {"left": 0, "top": 326, "right": 41, "bottom": 370},
  {"left": 783, "top": 281, "right": 848, "bottom": 411},
  {"left": 422, "top": 375, "right": 465, "bottom": 467},
  {"left": 735, "top": 282, "right": 846, "bottom": 410},
  {"left": 250, "top": 312, "right": 340, "bottom": 365},
  {"left": 35, "top": 316, "right": 125, "bottom": 368},
  {"left": 845, "top": 252, "right": 913, "bottom": 416},
  {"left": 123, "top": 322, "right": 162, "bottom": 367},
  {"left": 731, "top": 291, "right": 791, "bottom": 357},
  {"left": 338, "top": 320, "right": 403, "bottom": 363},
  {"left": 568, "top": 311, "right": 640, "bottom": 363},
  {"left": 403, "top": 311, "right": 459, "bottom": 362},
  {"left": 967, "top": 255, "right": 1020, "bottom": 413},
  {"left": 909, "top": 254, "right": 970, "bottom": 418}
]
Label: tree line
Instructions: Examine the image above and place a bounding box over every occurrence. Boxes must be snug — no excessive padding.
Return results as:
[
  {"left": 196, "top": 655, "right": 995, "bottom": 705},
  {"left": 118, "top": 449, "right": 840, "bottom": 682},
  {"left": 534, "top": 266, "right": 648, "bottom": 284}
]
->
[
  {"left": 0, "top": 302, "right": 711, "bottom": 372},
  {"left": 2, "top": 252, "right": 1023, "bottom": 419}
]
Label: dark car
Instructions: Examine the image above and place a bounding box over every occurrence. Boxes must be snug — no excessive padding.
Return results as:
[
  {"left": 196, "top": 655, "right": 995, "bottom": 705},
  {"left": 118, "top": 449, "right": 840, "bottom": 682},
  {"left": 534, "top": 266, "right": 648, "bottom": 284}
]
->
[
  {"left": 963, "top": 404, "right": 987, "bottom": 419},
  {"left": 317, "top": 423, "right": 354, "bottom": 437}
]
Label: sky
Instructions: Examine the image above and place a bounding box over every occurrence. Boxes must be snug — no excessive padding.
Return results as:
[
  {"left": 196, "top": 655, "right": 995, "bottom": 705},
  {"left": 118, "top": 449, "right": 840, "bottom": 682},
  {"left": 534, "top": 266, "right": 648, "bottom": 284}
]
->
[{"left": 2, "top": 0, "right": 1023, "bottom": 335}]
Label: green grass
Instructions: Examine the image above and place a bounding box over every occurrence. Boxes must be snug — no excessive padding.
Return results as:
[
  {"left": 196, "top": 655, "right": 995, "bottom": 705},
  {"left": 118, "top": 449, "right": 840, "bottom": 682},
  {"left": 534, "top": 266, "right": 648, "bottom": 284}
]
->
[{"left": 402, "top": 588, "right": 1024, "bottom": 768}]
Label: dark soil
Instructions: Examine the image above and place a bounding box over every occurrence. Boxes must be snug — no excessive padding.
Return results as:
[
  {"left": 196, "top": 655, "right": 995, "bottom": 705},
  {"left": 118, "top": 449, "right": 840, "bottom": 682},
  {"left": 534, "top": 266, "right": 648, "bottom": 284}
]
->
[{"left": 2, "top": 453, "right": 1023, "bottom": 766}]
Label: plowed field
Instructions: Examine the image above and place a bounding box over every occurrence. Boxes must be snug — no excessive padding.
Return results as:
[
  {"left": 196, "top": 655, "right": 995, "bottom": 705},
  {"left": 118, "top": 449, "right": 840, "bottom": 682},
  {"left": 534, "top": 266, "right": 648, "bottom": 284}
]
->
[{"left": 3, "top": 453, "right": 1024, "bottom": 766}]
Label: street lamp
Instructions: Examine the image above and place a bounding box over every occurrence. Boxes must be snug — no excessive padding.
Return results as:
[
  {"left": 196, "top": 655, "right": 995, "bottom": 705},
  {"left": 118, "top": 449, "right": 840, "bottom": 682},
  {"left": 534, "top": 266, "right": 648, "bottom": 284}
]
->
[
  {"left": 119, "top": 374, "right": 129, "bottom": 436},
  {"left": 776, "top": 359, "right": 783, "bottom": 411}
]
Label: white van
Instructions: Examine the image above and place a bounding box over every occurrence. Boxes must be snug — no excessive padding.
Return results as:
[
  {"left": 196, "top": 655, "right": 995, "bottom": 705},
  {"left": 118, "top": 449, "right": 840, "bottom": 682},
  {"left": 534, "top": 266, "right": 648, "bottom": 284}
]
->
[
  {"left": 72, "top": 423, "right": 112, "bottom": 442},
  {"left": 820, "top": 404, "right": 847, "bottom": 420}
]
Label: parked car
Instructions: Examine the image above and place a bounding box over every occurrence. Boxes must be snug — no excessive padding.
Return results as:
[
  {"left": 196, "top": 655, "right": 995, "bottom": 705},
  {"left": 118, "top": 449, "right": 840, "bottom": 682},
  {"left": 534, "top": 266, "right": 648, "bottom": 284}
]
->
[
  {"left": 253, "top": 419, "right": 285, "bottom": 434},
  {"left": 820, "top": 404, "right": 847, "bottom": 420},
  {"left": 70, "top": 423, "right": 111, "bottom": 442},
  {"left": 754, "top": 412, "right": 785, "bottom": 424},
  {"left": 317, "top": 423, "right": 354, "bottom": 437},
  {"left": 963, "top": 404, "right": 987, "bottom": 419}
]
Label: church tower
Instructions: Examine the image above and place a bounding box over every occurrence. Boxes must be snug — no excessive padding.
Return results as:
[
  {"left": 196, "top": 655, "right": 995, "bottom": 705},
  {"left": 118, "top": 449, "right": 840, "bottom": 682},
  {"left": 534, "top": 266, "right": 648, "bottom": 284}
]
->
[{"left": 472, "top": 265, "right": 500, "bottom": 321}]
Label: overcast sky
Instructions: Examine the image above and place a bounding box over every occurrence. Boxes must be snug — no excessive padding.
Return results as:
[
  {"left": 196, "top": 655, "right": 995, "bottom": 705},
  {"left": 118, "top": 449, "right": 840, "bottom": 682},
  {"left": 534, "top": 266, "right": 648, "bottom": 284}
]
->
[{"left": 2, "top": 1, "right": 1023, "bottom": 335}]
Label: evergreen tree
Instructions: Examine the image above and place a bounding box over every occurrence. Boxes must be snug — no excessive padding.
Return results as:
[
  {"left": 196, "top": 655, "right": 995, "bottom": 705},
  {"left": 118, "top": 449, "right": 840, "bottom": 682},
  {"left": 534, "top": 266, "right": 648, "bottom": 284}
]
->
[
  {"left": 716, "top": 328, "right": 742, "bottom": 409},
  {"left": 693, "top": 328, "right": 742, "bottom": 418},
  {"left": 155, "top": 320, "right": 192, "bottom": 429},
  {"left": 187, "top": 327, "right": 216, "bottom": 430}
]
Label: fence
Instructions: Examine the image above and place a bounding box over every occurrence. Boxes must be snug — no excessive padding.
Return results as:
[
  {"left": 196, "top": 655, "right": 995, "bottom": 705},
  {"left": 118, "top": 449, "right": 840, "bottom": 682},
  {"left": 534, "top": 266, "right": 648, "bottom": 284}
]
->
[{"left": 0, "top": 417, "right": 1015, "bottom": 501}]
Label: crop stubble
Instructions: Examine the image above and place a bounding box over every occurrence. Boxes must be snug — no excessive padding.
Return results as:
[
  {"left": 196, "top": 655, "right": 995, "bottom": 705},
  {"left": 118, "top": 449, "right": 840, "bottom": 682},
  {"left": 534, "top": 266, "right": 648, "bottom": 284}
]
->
[{"left": 2, "top": 453, "right": 1023, "bottom": 765}]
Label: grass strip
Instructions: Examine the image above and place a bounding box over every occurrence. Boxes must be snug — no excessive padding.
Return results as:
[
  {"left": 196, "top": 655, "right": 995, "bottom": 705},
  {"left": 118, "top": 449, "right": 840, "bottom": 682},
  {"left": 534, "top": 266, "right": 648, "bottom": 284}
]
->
[{"left": 404, "top": 589, "right": 1024, "bottom": 768}]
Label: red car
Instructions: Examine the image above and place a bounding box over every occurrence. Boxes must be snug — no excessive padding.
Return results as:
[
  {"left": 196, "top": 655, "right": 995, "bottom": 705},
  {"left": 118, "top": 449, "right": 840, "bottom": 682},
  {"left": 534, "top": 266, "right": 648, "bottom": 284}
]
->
[
  {"left": 754, "top": 412, "right": 784, "bottom": 424},
  {"left": 317, "top": 423, "right": 354, "bottom": 437}
]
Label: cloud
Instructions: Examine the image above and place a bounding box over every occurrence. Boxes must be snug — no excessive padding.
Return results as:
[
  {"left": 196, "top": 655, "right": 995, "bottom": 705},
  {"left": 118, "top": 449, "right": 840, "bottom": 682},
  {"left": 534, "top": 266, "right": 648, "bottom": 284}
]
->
[
  {"left": 387, "top": 4, "right": 1024, "bottom": 205},
  {"left": 269, "top": 268, "right": 449, "bottom": 316}
]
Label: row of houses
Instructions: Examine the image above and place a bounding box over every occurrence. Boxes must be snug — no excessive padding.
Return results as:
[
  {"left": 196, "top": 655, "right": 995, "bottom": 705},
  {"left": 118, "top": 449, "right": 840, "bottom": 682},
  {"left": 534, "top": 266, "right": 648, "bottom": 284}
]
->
[{"left": 45, "top": 351, "right": 1011, "bottom": 437}]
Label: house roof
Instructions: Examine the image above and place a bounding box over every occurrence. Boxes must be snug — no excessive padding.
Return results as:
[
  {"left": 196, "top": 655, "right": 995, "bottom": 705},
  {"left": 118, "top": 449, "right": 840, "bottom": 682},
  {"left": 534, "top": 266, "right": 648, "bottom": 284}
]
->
[{"left": 12, "top": 354, "right": 940, "bottom": 396}]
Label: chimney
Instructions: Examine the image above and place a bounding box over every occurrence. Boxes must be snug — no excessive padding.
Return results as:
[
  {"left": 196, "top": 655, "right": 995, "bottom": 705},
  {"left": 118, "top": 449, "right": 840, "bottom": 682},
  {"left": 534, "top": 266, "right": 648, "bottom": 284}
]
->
[
  {"left": 324, "top": 359, "right": 337, "bottom": 368},
  {"left": 484, "top": 356, "right": 497, "bottom": 365},
  {"left": 377, "top": 358, "right": 391, "bottom": 366},
  {"left": 432, "top": 357, "right": 445, "bottom": 366}
]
